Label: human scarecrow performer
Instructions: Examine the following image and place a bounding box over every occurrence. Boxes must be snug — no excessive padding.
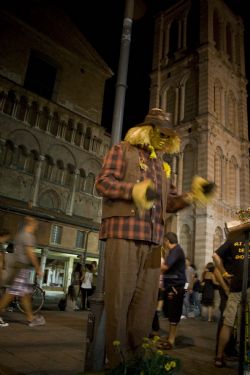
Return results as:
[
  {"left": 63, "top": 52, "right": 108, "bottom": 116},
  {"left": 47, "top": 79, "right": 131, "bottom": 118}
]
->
[{"left": 95, "top": 108, "right": 215, "bottom": 369}]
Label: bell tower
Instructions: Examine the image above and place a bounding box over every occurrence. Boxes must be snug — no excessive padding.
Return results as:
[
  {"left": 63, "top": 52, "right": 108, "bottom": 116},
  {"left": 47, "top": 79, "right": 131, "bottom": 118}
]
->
[{"left": 150, "top": 0, "right": 249, "bottom": 269}]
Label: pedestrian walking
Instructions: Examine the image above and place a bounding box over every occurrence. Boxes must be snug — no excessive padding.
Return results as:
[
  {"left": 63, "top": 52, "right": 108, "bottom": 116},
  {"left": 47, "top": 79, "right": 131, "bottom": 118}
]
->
[
  {"left": 0, "top": 228, "right": 11, "bottom": 327},
  {"left": 0, "top": 216, "right": 45, "bottom": 327}
]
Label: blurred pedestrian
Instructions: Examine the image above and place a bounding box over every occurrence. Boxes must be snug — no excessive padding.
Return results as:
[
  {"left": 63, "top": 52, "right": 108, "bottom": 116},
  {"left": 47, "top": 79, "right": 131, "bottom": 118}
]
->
[
  {"left": 71, "top": 262, "right": 82, "bottom": 309},
  {"left": 182, "top": 257, "right": 195, "bottom": 318},
  {"left": 0, "top": 216, "right": 45, "bottom": 327},
  {"left": 0, "top": 229, "right": 11, "bottom": 327},
  {"left": 80, "top": 263, "right": 93, "bottom": 310}
]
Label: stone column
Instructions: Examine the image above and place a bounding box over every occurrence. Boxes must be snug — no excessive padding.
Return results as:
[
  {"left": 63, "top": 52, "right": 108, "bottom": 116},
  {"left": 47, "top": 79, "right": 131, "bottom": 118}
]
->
[
  {"left": 66, "top": 169, "right": 79, "bottom": 216},
  {"left": 174, "top": 87, "right": 179, "bottom": 125},
  {"left": 31, "top": 155, "right": 45, "bottom": 206},
  {"left": 0, "top": 92, "right": 7, "bottom": 111},
  {"left": 39, "top": 248, "right": 48, "bottom": 287},
  {"left": 178, "top": 19, "right": 182, "bottom": 50},
  {"left": 235, "top": 165, "right": 240, "bottom": 208}
]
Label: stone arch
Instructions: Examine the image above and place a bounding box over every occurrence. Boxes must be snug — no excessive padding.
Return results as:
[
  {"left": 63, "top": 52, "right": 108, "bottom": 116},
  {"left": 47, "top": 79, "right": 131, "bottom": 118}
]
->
[
  {"left": 84, "top": 157, "right": 102, "bottom": 175},
  {"left": 38, "top": 189, "right": 61, "bottom": 210},
  {"left": 7, "top": 129, "right": 41, "bottom": 154},
  {"left": 214, "top": 78, "right": 223, "bottom": 121},
  {"left": 48, "top": 144, "right": 76, "bottom": 167}
]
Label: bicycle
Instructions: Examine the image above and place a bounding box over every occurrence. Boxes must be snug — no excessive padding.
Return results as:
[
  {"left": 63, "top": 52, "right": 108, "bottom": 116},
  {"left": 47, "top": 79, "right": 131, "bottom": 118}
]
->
[
  {"left": 16, "top": 282, "right": 45, "bottom": 313},
  {"left": 0, "top": 282, "right": 45, "bottom": 314}
]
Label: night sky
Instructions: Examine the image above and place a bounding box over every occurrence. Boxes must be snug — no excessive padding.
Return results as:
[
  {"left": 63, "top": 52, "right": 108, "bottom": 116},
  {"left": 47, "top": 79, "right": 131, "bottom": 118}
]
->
[{"left": 5, "top": 0, "right": 247, "bottom": 137}]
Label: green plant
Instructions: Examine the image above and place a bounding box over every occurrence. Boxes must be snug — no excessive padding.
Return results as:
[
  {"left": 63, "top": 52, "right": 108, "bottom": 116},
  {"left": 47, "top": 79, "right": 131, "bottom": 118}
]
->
[{"left": 107, "top": 336, "right": 180, "bottom": 375}]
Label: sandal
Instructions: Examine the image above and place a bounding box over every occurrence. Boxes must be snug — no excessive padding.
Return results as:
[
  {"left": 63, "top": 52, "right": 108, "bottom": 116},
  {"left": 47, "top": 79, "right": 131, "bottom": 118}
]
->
[
  {"left": 214, "top": 357, "right": 225, "bottom": 368},
  {"left": 156, "top": 341, "right": 174, "bottom": 350}
]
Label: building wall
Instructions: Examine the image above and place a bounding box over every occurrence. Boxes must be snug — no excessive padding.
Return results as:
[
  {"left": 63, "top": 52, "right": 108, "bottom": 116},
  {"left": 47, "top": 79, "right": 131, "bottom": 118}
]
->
[
  {"left": 0, "top": 5, "right": 111, "bottom": 291},
  {"left": 151, "top": 0, "right": 250, "bottom": 274}
]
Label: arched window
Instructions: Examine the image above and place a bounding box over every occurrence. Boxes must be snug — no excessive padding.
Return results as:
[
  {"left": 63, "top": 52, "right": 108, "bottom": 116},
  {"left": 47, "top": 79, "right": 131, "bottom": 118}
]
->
[
  {"left": 54, "top": 160, "right": 64, "bottom": 185},
  {"left": 16, "top": 145, "right": 28, "bottom": 170},
  {"left": 84, "top": 127, "right": 92, "bottom": 150},
  {"left": 42, "top": 155, "right": 54, "bottom": 180},
  {"left": 3, "top": 140, "right": 15, "bottom": 166},
  {"left": 214, "top": 147, "right": 223, "bottom": 200},
  {"left": 85, "top": 172, "right": 95, "bottom": 194},
  {"left": 39, "top": 107, "right": 49, "bottom": 131},
  {"left": 184, "top": 73, "right": 198, "bottom": 121},
  {"left": 39, "top": 190, "right": 60, "bottom": 210},
  {"left": 25, "top": 150, "right": 39, "bottom": 174},
  {"left": 166, "top": 87, "right": 175, "bottom": 123},
  {"left": 75, "top": 123, "right": 83, "bottom": 146},
  {"left": 16, "top": 96, "right": 28, "bottom": 122},
  {"left": 65, "top": 119, "right": 74, "bottom": 143},
  {"left": 182, "top": 144, "right": 195, "bottom": 191},
  {"left": 228, "top": 91, "right": 236, "bottom": 133},
  {"left": 169, "top": 20, "right": 179, "bottom": 59},
  {"left": 28, "top": 101, "right": 39, "bottom": 127},
  {"left": 50, "top": 112, "right": 59, "bottom": 136},
  {"left": 226, "top": 23, "right": 233, "bottom": 62},
  {"left": 214, "top": 79, "right": 222, "bottom": 121},
  {"left": 213, "top": 10, "right": 220, "bottom": 50},
  {"left": 78, "top": 169, "right": 86, "bottom": 191},
  {"left": 229, "top": 156, "right": 237, "bottom": 206},
  {"left": 3, "top": 91, "right": 16, "bottom": 115},
  {"left": 65, "top": 164, "right": 75, "bottom": 187}
]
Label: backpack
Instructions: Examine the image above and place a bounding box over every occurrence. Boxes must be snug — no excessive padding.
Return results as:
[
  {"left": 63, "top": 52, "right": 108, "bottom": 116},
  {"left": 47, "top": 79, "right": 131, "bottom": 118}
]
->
[{"left": 58, "top": 297, "right": 66, "bottom": 311}]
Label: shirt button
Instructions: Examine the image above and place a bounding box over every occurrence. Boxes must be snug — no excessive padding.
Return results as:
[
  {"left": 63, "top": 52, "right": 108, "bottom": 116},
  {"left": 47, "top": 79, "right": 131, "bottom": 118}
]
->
[
  {"left": 136, "top": 179, "right": 140, "bottom": 183},
  {"left": 152, "top": 205, "right": 156, "bottom": 209},
  {"left": 131, "top": 209, "right": 135, "bottom": 215}
]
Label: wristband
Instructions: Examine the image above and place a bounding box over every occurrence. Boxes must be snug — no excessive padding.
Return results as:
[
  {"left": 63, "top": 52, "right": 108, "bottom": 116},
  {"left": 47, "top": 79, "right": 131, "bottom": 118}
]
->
[{"left": 222, "top": 271, "right": 229, "bottom": 277}]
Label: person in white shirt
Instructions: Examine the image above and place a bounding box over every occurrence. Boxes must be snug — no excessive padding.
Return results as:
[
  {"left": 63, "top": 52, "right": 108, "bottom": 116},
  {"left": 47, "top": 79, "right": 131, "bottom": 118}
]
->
[{"left": 80, "top": 263, "right": 93, "bottom": 310}]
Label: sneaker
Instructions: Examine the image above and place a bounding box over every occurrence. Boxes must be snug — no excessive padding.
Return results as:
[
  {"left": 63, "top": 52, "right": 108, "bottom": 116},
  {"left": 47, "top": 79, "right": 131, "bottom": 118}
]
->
[
  {"left": 0, "top": 317, "right": 9, "bottom": 327},
  {"left": 181, "top": 315, "right": 187, "bottom": 319},
  {"left": 29, "top": 315, "right": 46, "bottom": 327}
]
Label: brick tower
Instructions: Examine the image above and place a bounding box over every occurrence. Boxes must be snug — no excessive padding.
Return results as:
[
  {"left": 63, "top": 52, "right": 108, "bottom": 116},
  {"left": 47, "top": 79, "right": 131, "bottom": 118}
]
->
[{"left": 150, "top": 0, "right": 249, "bottom": 269}]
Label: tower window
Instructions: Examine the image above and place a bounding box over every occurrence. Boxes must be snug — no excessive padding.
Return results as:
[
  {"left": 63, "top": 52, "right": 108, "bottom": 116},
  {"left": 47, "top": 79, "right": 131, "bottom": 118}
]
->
[{"left": 24, "top": 52, "right": 57, "bottom": 100}]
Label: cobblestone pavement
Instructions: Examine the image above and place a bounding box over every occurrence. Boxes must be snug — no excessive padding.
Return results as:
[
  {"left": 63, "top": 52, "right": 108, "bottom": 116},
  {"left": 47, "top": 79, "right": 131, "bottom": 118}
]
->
[{"left": 0, "top": 308, "right": 240, "bottom": 375}]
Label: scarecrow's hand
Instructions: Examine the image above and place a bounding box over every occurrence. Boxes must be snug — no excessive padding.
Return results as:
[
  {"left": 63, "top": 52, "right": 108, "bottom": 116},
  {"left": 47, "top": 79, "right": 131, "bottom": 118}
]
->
[
  {"left": 132, "top": 179, "right": 156, "bottom": 210},
  {"left": 189, "top": 176, "right": 216, "bottom": 205}
]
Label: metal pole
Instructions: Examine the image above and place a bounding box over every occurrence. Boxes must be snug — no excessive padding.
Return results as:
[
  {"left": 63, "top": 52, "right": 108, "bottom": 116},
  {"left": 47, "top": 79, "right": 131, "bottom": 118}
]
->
[
  {"left": 86, "top": 0, "right": 135, "bottom": 371},
  {"left": 111, "top": 0, "right": 134, "bottom": 144},
  {"left": 239, "top": 230, "right": 249, "bottom": 375}
]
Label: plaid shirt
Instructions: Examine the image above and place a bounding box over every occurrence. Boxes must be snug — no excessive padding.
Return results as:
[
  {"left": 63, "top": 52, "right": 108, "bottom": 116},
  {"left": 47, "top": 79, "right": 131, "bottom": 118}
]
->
[{"left": 96, "top": 143, "right": 186, "bottom": 245}]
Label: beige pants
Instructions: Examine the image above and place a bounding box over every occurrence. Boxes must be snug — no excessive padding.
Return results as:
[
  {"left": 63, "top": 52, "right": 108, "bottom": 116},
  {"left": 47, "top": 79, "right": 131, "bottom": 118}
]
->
[{"left": 104, "top": 238, "right": 161, "bottom": 368}]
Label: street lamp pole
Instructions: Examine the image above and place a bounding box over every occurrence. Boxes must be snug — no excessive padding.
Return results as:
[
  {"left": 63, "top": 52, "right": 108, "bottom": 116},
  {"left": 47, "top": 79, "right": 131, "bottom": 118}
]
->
[
  {"left": 86, "top": 0, "right": 135, "bottom": 371},
  {"left": 111, "top": 0, "right": 134, "bottom": 145}
]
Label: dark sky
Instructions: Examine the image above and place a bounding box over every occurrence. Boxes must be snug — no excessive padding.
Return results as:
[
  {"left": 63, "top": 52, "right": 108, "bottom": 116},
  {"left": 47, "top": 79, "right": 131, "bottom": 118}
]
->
[{"left": 63, "top": 0, "right": 249, "bottom": 137}]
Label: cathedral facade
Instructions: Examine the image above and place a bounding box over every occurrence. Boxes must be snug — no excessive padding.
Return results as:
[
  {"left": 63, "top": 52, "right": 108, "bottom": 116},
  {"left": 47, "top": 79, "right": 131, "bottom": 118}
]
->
[{"left": 150, "top": 0, "right": 249, "bottom": 269}]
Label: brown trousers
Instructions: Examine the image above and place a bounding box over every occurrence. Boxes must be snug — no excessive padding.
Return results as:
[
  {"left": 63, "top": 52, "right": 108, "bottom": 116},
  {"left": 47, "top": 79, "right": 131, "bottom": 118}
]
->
[{"left": 104, "top": 238, "right": 161, "bottom": 367}]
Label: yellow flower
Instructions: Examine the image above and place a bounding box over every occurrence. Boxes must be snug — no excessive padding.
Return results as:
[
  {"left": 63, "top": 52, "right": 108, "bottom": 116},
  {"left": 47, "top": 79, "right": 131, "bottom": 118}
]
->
[
  {"left": 152, "top": 335, "right": 161, "bottom": 342},
  {"left": 140, "top": 372, "right": 144, "bottom": 375},
  {"left": 113, "top": 340, "right": 120, "bottom": 347},
  {"left": 163, "top": 162, "right": 171, "bottom": 178},
  {"left": 156, "top": 350, "right": 163, "bottom": 355},
  {"left": 142, "top": 337, "right": 150, "bottom": 342},
  {"left": 170, "top": 361, "right": 176, "bottom": 368},
  {"left": 165, "top": 363, "right": 171, "bottom": 372},
  {"left": 142, "top": 343, "right": 150, "bottom": 349}
]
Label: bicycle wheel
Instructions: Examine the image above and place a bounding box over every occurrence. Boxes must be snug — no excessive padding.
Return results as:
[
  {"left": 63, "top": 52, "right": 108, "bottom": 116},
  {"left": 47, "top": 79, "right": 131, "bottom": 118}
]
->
[{"left": 16, "top": 285, "right": 45, "bottom": 314}]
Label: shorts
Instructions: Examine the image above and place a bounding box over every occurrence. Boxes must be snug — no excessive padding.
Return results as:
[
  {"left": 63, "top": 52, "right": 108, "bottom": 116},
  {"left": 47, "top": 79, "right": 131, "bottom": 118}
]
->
[
  {"left": 7, "top": 268, "right": 32, "bottom": 297},
  {"left": 165, "top": 286, "right": 185, "bottom": 324},
  {"left": 223, "top": 288, "right": 250, "bottom": 327}
]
